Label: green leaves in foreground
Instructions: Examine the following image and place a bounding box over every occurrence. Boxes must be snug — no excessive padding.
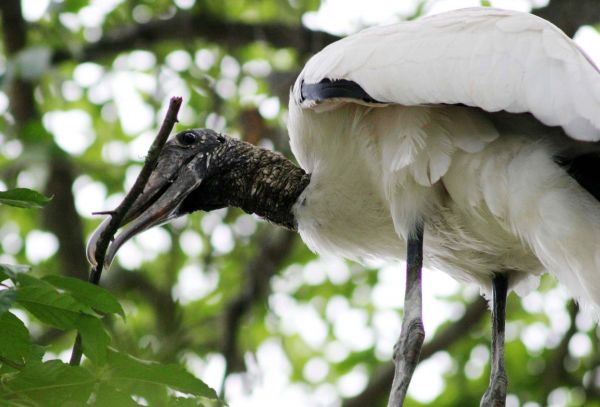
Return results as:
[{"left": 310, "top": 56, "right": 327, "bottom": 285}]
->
[
  {"left": 16, "top": 273, "right": 88, "bottom": 330},
  {"left": 0, "top": 351, "right": 218, "bottom": 406},
  {"left": 1, "top": 360, "right": 96, "bottom": 407},
  {"left": 0, "top": 271, "right": 219, "bottom": 406},
  {"left": 0, "top": 262, "right": 30, "bottom": 281},
  {"left": 0, "top": 311, "right": 31, "bottom": 363},
  {"left": 0, "top": 286, "right": 16, "bottom": 315},
  {"left": 0, "top": 187, "right": 51, "bottom": 208},
  {"left": 0, "top": 273, "right": 118, "bottom": 367},
  {"left": 107, "top": 350, "right": 218, "bottom": 399},
  {"left": 44, "top": 275, "right": 125, "bottom": 318}
]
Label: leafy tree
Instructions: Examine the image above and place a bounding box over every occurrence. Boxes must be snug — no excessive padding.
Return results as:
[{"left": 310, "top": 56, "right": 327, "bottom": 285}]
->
[{"left": 0, "top": 0, "right": 599, "bottom": 406}]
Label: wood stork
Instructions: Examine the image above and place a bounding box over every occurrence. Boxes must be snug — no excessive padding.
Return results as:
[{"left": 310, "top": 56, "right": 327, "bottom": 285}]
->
[{"left": 88, "top": 7, "right": 600, "bottom": 406}]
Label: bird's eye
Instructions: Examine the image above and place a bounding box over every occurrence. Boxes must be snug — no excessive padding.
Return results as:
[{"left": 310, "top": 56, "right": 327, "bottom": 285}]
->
[{"left": 178, "top": 132, "right": 197, "bottom": 146}]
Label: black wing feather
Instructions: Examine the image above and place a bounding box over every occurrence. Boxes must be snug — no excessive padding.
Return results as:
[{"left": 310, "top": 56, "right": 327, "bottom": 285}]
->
[{"left": 301, "top": 78, "right": 384, "bottom": 104}]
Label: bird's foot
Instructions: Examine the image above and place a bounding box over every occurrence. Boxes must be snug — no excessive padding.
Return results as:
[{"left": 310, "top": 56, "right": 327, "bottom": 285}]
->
[
  {"left": 388, "top": 318, "right": 425, "bottom": 407},
  {"left": 480, "top": 373, "right": 507, "bottom": 407},
  {"left": 392, "top": 318, "right": 425, "bottom": 363}
]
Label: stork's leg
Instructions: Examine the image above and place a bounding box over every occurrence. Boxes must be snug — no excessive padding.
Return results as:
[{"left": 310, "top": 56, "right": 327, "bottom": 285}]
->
[
  {"left": 480, "top": 273, "right": 509, "bottom": 407},
  {"left": 388, "top": 223, "right": 425, "bottom": 407}
]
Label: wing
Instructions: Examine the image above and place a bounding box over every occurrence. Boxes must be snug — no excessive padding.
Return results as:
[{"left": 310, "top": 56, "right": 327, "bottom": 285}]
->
[
  {"left": 293, "top": 7, "right": 600, "bottom": 141},
  {"left": 290, "top": 7, "right": 600, "bottom": 307}
]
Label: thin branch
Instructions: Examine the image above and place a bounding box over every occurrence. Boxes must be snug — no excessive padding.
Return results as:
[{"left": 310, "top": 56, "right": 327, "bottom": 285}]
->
[
  {"left": 69, "top": 96, "right": 183, "bottom": 366},
  {"left": 92, "top": 210, "right": 116, "bottom": 216},
  {"left": 88, "top": 96, "right": 182, "bottom": 280},
  {"left": 51, "top": 12, "right": 339, "bottom": 66}
]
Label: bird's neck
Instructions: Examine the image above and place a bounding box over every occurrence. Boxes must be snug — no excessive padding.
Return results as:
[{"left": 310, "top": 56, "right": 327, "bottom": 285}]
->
[
  {"left": 234, "top": 146, "right": 310, "bottom": 230},
  {"left": 194, "top": 141, "right": 311, "bottom": 230}
]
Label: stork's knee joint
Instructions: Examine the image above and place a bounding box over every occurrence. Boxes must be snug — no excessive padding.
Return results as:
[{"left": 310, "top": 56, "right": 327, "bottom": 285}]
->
[{"left": 393, "top": 318, "right": 425, "bottom": 362}]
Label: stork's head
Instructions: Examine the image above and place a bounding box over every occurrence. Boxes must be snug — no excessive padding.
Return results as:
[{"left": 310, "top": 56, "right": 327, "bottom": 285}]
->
[{"left": 87, "top": 128, "right": 310, "bottom": 268}]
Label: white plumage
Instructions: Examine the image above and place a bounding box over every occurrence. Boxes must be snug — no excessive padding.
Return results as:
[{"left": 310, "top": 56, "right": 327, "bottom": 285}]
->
[
  {"left": 295, "top": 8, "right": 600, "bottom": 139},
  {"left": 288, "top": 8, "right": 600, "bottom": 314}
]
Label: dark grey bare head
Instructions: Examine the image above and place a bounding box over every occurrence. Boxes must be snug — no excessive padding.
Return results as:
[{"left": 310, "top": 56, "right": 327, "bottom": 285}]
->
[{"left": 87, "top": 128, "right": 310, "bottom": 267}]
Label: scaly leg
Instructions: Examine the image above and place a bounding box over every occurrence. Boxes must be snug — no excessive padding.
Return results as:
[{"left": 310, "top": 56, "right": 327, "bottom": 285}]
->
[
  {"left": 480, "top": 273, "right": 509, "bottom": 407},
  {"left": 388, "top": 223, "right": 425, "bottom": 407}
]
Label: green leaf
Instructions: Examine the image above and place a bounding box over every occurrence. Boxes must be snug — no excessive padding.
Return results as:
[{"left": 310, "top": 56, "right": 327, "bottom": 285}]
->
[
  {"left": 0, "top": 360, "right": 95, "bottom": 407},
  {"left": 0, "top": 288, "right": 16, "bottom": 316},
  {"left": 0, "top": 188, "right": 51, "bottom": 209},
  {"left": 168, "top": 397, "right": 213, "bottom": 406},
  {"left": 0, "top": 314, "right": 31, "bottom": 368},
  {"left": 26, "top": 344, "right": 45, "bottom": 364},
  {"left": 0, "top": 263, "right": 30, "bottom": 282},
  {"left": 0, "top": 311, "right": 31, "bottom": 364},
  {"left": 91, "top": 384, "right": 140, "bottom": 407},
  {"left": 15, "top": 274, "right": 84, "bottom": 330},
  {"left": 107, "top": 350, "right": 218, "bottom": 400},
  {"left": 76, "top": 315, "right": 110, "bottom": 365},
  {"left": 44, "top": 275, "right": 125, "bottom": 318}
]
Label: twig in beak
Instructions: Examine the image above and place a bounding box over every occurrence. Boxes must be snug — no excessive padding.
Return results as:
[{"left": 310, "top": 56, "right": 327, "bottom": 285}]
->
[
  {"left": 69, "top": 96, "right": 183, "bottom": 366},
  {"left": 92, "top": 210, "right": 116, "bottom": 216}
]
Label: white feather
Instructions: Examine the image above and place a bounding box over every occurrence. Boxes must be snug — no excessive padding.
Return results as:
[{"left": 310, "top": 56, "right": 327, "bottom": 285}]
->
[
  {"left": 296, "top": 7, "right": 600, "bottom": 141},
  {"left": 288, "top": 8, "right": 600, "bottom": 316}
]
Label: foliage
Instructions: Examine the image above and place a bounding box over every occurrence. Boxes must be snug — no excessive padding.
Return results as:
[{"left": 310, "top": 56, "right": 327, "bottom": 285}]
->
[
  {"left": 0, "top": 188, "right": 51, "bottom": 209},
  {"left": 0, "top": 187, "right": 218, "bottom": 404},
  {"left": 0, "top": 0, "right": 599, "bottom": 406},
  {"left": 0, "top": 266, "right": 218, "bottom": 405}
]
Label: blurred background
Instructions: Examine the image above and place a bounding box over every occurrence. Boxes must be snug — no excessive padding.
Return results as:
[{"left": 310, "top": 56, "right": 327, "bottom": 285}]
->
[{"left": 0, "top": 0, "right": 599, "bottom": 405}]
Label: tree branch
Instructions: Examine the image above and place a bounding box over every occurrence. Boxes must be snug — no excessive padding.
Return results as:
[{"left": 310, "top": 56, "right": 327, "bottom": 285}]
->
[
  {"left": 533, "top": 0, "right": 600, "bottom": 37},
  {"left": 0, "top": 0, "right": 34, "bottom": 127},
  {"left": 47, "top": 0, "right": 600, "bottom": 70},
  {"left": 43, "top": 158, "right": 90, "bottom": 279},
  {"left": 342, "top": 297, "right": 488, "bottom": 407},
  {"left": 69, "top": 96, "right": 182, "bottom": 366},
  {"left": 87, "top": 96, "right": 182, "bottom": 278},
  {"left": 52, "top": 12, "right": 339, "bottom": 65}
]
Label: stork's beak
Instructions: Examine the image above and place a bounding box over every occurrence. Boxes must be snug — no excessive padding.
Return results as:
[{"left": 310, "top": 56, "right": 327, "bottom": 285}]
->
[{"left": 86, "top": 129, "right": 228, "bottom": 268}]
